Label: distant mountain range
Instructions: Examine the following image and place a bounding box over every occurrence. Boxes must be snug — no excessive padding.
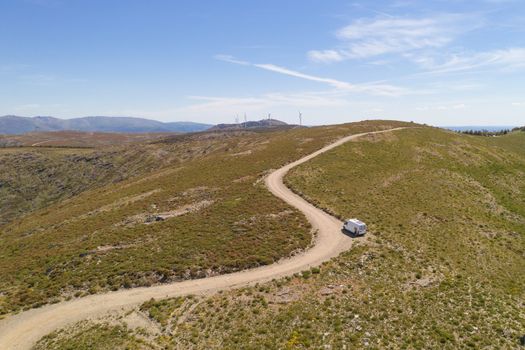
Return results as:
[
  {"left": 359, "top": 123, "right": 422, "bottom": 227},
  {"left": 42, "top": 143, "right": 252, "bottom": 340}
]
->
[
  {"left": 210, "top": 119, "right": 289, "bottom": 131},
  {"left": 0, "top": 115, "right": 213, "bottom": 134}
]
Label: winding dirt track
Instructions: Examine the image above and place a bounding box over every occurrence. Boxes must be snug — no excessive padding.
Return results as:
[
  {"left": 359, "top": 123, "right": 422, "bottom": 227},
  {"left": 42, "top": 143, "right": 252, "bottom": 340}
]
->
[{"left": 0, "top": 128, "right": 403, "bottom": 349}]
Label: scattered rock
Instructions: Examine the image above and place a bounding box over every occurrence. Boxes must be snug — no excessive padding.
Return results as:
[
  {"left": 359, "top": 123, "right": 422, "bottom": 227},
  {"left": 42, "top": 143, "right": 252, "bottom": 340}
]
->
[
  {"left": 270, "top": 287, "right": 299, "bottom": 304},
  {"left": 320, "top": 287, "right": 334, "bottom": 296},
  {"left": 116, "top": 200, "right": 214, "bottom": 227},
  {"left": 145, "top": 215, "right": 164, "bottom": 223},
  {"left": 413, "top": 277, "right": 433, "bottom": 287}
]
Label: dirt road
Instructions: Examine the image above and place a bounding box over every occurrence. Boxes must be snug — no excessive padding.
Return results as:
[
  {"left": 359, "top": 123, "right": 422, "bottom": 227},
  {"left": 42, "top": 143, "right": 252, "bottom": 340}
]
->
[{"left": 0, "top": 128, "right": 403, "bottom": 349}]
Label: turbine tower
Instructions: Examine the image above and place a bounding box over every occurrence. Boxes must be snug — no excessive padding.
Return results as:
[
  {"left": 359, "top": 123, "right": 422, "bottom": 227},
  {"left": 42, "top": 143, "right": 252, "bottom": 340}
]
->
[{"left": 299, "top": 111, "right": 302, "bottom": 126}]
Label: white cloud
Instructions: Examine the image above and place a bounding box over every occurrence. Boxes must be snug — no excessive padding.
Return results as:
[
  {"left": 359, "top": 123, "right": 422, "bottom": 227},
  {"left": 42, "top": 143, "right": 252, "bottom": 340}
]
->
[
  {"left": 416, "top": 48, "right": 525, "bottom": 74},
  {"left": 415, "top": 103, "right": 467, "bottom": 111},
  {"left": 512, "top": 102, "right": 524, "bottom": 106},
  {"left": 251, "top": 63, "right": 354, "bottom": 90},
  {"left": 307, "top": 50, "right": 345, "bottom": 63},
  {"left": 309, "top": 12, "right": 525, "bottom": 77},
  {"left": 213, "top": 54, "right": 249, "bottom": 66},
  {"left": 364, "top": 107, "right": 384, "bottom": 114},
  {"left": 337, "top": 17, "right": 451, "bottom": 57},
  {"left": 98, "top": 91, "right": 351, "bottom": 124},
  {"left": 182, "top": 91, "right": 349, "bottom": 114},
  {"left": 308, "top": 14, "right": 478, "bottom": 62},
  {"left": 215, "top": 55, "right": 411, "bottom": 96},
  {"left": 169, "top": 91, "right": 353, "bottom": 123},
  {"left": 338, "top": 17, "right": 444, "bottom": 41}
]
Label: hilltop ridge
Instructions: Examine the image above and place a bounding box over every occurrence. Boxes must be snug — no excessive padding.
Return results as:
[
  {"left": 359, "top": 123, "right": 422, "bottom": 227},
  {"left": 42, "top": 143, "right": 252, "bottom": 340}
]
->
[{"left": 209, "top": 118, "right": 291, "bottom": 131}]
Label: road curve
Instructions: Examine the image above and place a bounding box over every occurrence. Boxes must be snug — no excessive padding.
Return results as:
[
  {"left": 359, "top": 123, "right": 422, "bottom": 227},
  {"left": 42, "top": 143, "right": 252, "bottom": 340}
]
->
[{"left": 0, "top": 127, "right": 404, "bottom": 349}]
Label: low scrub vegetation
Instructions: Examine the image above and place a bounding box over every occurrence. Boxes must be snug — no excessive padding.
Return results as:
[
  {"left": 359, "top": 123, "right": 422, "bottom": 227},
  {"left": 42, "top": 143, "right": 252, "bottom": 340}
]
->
[
  {"left": 37, "top": 127, "right": 525, "bottom": 348},
  {"left": 34, "top": 322, "right": 152, "bottom": 350},
  {"left": 0, "top": 130, "right": 176, "bottom": 148},
  {"left": 0, "top": 146, "right": 158, "bottom": 226},
  {"left": 0, "top": 131, "right": 240, "bottom": 226},
  {"left": 0, "top": 120, "right": 411, "bottom": 315}
]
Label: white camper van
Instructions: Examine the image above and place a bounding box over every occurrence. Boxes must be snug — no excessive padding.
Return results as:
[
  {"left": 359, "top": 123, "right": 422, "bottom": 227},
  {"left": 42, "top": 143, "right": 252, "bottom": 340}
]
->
[{"left": 343, "top": 219, "right": 367, "bottom": 235}]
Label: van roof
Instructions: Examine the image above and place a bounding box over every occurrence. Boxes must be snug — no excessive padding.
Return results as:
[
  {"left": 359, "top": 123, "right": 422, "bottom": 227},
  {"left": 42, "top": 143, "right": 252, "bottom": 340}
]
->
[{"left": 346, "top": 218, "right": 365, "bottom": 225}]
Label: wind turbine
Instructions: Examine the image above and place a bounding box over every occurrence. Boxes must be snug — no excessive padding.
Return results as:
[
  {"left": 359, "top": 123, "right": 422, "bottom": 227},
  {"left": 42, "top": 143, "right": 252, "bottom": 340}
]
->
[{"left": 299, "top": 111, "right": 302, "bottom": 126}]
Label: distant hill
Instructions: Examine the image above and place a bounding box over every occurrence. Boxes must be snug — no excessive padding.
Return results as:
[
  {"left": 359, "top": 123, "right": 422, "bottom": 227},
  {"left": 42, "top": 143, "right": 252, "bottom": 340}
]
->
[
  {"left": 210, "top": 118, "right": 289, "bottom": 131},
  {"left": 0, "top": 115, "right": 213, "bottom": 134}
]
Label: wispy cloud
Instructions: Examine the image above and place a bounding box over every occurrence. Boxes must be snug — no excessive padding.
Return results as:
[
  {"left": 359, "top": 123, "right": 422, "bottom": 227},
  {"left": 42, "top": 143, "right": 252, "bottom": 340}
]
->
[
  {"left": 413, "top": 48, "right": 525, "bottom": 74},
  {"left": 183, "top": 91, "right": 349, "bottom": 113},
  {"left": 415, "top": 103, "right": 468, "bottom": 111},
  {"left": 337, "top": 16, "right": 453, "bottom": 56},
  {"left": 307, "top": 50, "right": 345, "bottom": 63},
  {"left": 213, "top": 54, "right": 250, "bottom": 66},
  {"left": 308, "top": 14, "right": 480, "bottom": 63},
  {"left": 250, "top": 63, "right": 355, "bottom": 90},
  {"left": 215, "top": 54, "right": 410, "bottom": 96},
  {"left": 308, "top": 12, "right": 525, "bottom": 78},
  {"left": 99, "top": 91, "right": 350, "bottom": 123}
]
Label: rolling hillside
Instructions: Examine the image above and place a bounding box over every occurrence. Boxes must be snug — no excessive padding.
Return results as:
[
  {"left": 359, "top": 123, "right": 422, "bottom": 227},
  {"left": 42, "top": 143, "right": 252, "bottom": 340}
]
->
[
  {"left": 0, "top": 120, "right": 411, "bottom": 318},
  {"left": 0, "top": 145, "right": 167, "bottom": 227},
  {"left": 32, "top": 125, "right": 525, "bottom": 349},
  {"left": 0, "top": 130, "right": 179, "bottom": 148}
]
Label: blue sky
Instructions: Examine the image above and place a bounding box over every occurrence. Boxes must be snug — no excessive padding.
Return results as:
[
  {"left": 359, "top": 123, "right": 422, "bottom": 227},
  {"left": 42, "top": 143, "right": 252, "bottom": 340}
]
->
[{"left": 1, "top": 0, "right": 524, "bottom": 126}]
